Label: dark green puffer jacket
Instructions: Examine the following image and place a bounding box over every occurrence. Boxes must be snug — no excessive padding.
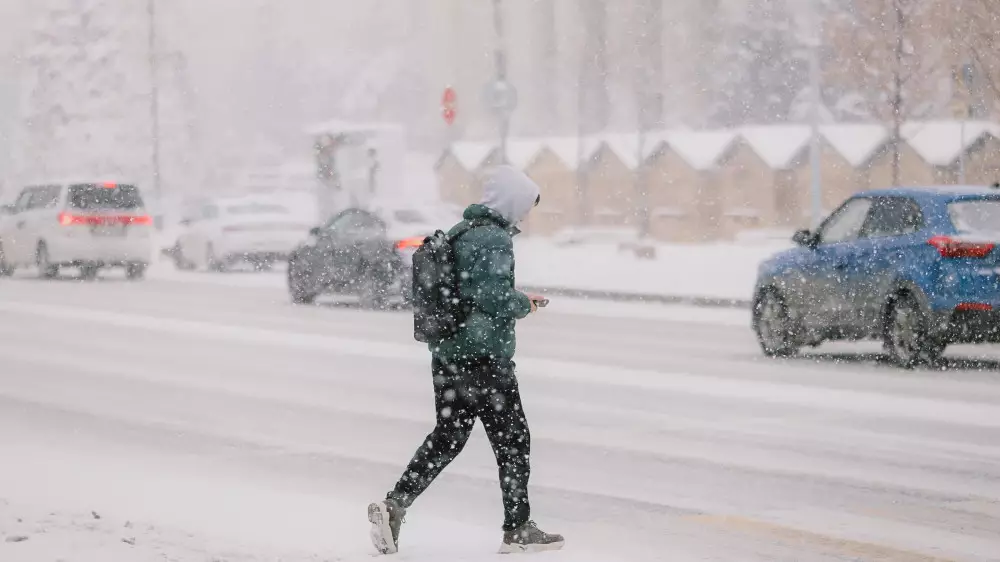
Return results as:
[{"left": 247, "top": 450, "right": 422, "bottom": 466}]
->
[{"left": 430, "top": 166, "right": 540, "bottom": 362}]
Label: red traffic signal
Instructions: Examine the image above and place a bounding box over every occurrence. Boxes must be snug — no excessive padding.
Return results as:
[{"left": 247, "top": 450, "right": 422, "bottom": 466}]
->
[
  {"left": 441, "top": 86, "right": 457, "bottom": 126},
  {"left": 442, "top": 87, "right": 457, "bottom": 107}
]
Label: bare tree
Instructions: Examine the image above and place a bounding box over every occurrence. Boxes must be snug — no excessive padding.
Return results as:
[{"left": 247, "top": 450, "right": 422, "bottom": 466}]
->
[
  {"left": 534, "top": 0, "right": 559, "bottom": 135},
  {"left": 825, "top": 0, "right": 946, "bottom": 184},
  {"left": 574, "top": 0, "right": 609, "bottom": 225},
  {"left": 578, "top": 0, "right": 609, "bottom": 135},
  {"left": 940, "top": 0, "right": 1000, "bottom": 117}
]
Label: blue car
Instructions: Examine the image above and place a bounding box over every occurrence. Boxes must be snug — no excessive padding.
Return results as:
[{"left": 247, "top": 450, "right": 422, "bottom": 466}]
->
[{"left": 752, "top": 185, "right": 1000, "bottom": 367}]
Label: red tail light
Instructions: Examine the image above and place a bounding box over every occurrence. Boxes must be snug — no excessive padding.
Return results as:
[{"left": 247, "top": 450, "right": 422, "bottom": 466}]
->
[
  {"left": 395, "top": 237, "right": 425, "bottom": 250},
  {"left": 956, "top": 302, "right": 993, "bottom": 312},
  {"left": 928, "top": 235, "right": 995, "bottom": 259},
  {"left": 59, "top": 213, "right": 151, "bottom": 226},
  {"left": 58, "top": 212, "right": 87, "bottom": 226}
]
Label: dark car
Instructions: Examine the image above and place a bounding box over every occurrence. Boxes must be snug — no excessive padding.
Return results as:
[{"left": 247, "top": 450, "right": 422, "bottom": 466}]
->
[
  {"left": 752, "top": 185, "right": 1000, "bottom": 368},
  {"left": 286, "top": 206, "right": 442, "bottom": 308}
]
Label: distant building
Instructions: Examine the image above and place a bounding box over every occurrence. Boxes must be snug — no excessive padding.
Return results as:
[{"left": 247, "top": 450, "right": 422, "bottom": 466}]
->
[{"left": 436, "top": 120, "right": 1000, "bottom": 242}]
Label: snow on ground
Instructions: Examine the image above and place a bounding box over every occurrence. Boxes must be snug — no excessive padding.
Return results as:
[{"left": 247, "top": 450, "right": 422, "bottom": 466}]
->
[
  {"left": 148, "top": 262, "right": 752, "bottom": 327},
  {"left": 1, "top": 276, "right": 1000, "bottom": 561},
  {"left": 513, "top": 239, "right": 787, "bottom": 301},
  {"left": 0, "top": 498, "right": 327, "bottom": 562},
  {"left": 534, "top": 297, "right": 750, "bottom": 326},
  {"left": 0, "top": 440, "right": 528, "bottom": 562},
  {"left": 152, "top": 233, "right": 789, "bottom": 303}
]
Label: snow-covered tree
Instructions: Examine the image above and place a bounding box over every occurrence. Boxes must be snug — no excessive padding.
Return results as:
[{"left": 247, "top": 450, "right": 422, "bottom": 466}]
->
[
  {"left": 703, "top": 0, "right": 810, "bottom": 127},
  {"left": 18, "top": 0, "right": 147, "bottom": 183},
  {"left": 155, "top": 51, "right": 204, "bottom": 196}
]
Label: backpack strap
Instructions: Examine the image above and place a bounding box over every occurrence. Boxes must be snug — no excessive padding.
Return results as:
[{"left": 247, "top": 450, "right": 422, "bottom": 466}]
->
[{"left": 447, "top": 218, "right": 492, "bottom": 243}]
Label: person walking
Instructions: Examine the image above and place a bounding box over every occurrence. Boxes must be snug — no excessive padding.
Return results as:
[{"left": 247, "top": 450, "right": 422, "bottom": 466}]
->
[{"left": 368, "top": 165, "right": 564, "bottom": 555}]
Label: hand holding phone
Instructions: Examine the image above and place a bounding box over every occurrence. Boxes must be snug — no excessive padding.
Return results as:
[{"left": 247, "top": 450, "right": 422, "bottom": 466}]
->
[{"left": 527, "top": 294, "right": 548, "bottom": 312}]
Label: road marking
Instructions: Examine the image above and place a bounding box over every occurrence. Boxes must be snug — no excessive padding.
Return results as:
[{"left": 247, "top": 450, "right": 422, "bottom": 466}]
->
[{"left": 686, "top": 514, "right": 962, "bottom": 562}]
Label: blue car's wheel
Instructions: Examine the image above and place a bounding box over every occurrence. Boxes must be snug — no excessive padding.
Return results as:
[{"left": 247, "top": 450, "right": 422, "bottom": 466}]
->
[
  {"left": 754, "top": 289, "right": 799, "bottom": 357},
  {"left": 883, "top": 293, "right": 943, "bottom": 368}
]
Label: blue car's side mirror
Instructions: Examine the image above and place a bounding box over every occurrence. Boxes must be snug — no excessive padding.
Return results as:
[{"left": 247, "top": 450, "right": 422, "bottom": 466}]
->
[{"left": 792, "top": 229, "right": 816, "bottom": 247}]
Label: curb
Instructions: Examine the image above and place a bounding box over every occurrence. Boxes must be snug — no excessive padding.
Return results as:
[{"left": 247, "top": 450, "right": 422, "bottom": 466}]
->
[{"left": 519, "top": 285, "right": 752, "bottom": 310}]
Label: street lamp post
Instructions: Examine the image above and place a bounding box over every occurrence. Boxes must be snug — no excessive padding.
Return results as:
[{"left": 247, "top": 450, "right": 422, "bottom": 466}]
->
[
  {"left": 147, "top": 0, "right": 162, "bottom": 199},
  {"left": 807, "top": 1, "right": 823, "bottom": 229},
  {"left": 960, "top": 112, "right": 967, "bottom": 184},
  {"left": 959, "top": 63, "right": 974, "bottom": 185}
]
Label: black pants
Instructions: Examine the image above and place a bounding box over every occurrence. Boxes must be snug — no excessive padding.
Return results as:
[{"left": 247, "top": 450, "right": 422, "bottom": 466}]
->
[{"left": 388, "top": 356, "right": 531, "bottom": 531}]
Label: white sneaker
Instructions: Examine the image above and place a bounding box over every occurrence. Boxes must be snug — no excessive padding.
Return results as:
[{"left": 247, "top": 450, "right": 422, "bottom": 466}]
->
[{"left": 368, "top": 499, "right": 406, "bottom": 555}]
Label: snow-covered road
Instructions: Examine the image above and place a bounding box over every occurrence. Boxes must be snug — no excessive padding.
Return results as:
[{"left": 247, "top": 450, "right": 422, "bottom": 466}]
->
[{"left": 1, "top": 271, "right": 999, "bottom": 561}]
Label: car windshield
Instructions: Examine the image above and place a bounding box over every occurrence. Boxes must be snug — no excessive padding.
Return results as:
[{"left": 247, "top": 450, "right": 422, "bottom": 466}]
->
[
  {"left": 226, "top": 203, "right": 289, "bottom": 215},
  {"left": 392, "top": 209, "right": 430, "bottom": 224},
  {"left": 68, "top": 183, "right": 143, "bottom": 210},
  {"left": 949, "top": 199, "right": 1000, "bottom": 234},
  {"left": 325, "top": 210, "right": 386, "bottom": 240}
]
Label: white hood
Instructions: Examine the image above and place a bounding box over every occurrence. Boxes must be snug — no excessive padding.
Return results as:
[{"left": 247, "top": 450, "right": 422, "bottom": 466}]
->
[{"left": 479, "top": 165, "right": 540, "bottom": 226}]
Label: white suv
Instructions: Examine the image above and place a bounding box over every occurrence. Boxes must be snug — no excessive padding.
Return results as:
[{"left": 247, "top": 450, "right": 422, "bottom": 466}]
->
[
  {"left": 172, "top": 197, "right": 312, "bottom": 271},
  {"left": 0, "top": 182, "right": 153, "bottom": 280}
]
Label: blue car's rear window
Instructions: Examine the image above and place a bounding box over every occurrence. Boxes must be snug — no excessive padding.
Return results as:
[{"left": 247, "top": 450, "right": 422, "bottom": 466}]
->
[{"left": 949, "top": 199, "right": 1000, "bottom": 234}]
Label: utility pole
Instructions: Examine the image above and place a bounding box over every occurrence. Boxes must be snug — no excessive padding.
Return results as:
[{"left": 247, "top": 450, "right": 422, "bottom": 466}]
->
[
  {"left": 147, "top": 0, "right": 162, "bottom": 199},
  {"left": 807, "top": 0, "right": 823, "bottom": 229},
  {"left": 488, "top": 0, "right": 514, "bottom": 164},
  {"left": 634, "top": 0, "right": 662, "bottom": 238},
  {"left": 575, "top": 31, "right": 589, "bottom": 226}
]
